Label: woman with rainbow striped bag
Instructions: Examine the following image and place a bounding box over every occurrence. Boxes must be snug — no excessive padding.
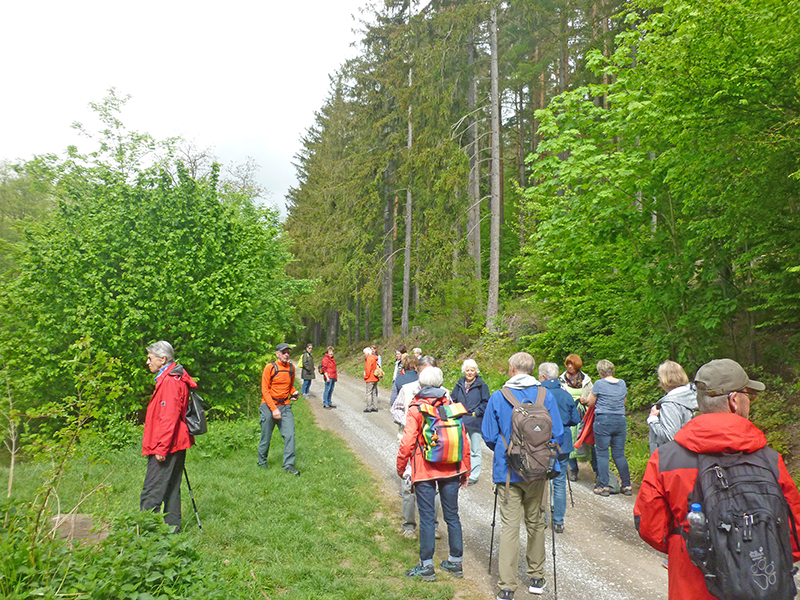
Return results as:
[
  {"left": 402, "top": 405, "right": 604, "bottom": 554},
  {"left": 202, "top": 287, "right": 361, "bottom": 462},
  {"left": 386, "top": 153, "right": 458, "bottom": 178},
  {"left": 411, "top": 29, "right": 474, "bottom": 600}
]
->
[{"left": 397, "top": 366, "right": 471, "bottom": 582}]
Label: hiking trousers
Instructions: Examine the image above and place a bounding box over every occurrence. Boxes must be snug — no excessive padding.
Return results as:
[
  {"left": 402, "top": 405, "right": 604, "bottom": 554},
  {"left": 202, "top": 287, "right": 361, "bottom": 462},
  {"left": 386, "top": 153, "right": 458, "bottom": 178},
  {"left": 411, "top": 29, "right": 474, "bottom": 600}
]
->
[
  {"left": 140, "top": 449, "right": 185, "bottom": 529},
  {"left": 258, "top": 403, "right": 296, "bottom": 469},
  {"left": 497, "top": 479, "right": 547, "bottom": 593},
  {"left": 365, "top": 381, "right": 378, "bottom": 410}
]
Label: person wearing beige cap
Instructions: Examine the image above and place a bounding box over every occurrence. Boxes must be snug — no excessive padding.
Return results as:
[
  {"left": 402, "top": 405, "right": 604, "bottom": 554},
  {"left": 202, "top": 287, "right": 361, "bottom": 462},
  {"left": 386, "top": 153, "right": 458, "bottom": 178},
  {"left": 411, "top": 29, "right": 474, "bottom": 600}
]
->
[{"left": 634, "top": 359, "right": 800, "bottom": 600}]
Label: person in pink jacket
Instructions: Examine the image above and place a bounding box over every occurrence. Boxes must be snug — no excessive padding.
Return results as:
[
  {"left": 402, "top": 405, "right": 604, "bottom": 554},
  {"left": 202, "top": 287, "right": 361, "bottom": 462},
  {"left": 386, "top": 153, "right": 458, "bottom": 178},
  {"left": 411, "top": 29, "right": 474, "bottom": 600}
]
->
[{"left": 141, "top": 340, "right": 196, "bottom": 532}]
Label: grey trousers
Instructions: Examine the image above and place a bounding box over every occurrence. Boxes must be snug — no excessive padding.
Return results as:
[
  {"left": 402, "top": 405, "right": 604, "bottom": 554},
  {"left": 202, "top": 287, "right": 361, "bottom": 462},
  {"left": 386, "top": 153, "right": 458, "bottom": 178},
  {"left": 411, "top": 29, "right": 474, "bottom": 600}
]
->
[
  {"left": 365, "top": 381, "right": 378, "bottom": 409},
  {"left": 140, "top": 449, "right": 186, "bottom": 528},
  {"left": 258, "top": 403, "right": 296, "bottom": 468}
]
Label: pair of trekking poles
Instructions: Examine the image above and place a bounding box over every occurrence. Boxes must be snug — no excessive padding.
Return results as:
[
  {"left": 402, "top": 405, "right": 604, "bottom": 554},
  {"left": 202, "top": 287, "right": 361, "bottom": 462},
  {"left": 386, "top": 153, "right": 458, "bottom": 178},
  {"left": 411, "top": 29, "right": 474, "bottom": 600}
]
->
[{"left": 487, "top": 475, "right": 574, "bottom": 600}]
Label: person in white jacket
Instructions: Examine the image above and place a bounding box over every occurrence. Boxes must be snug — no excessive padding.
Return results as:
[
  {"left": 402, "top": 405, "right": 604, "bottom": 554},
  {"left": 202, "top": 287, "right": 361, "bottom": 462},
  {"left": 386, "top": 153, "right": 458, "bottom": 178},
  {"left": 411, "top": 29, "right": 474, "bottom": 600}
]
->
[{"left": 647, "top": 360, "right": 698, "bottom": 454}]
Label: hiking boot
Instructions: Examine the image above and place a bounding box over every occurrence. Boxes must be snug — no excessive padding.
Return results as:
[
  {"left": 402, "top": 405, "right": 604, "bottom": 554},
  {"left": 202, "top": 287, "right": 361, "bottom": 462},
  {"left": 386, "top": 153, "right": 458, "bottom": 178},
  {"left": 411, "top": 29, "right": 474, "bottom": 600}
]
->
[
  {"left": 468, "top": 478, "right": 478, "bottom": 486},
  {"left": 435, "top": 528, "right": 442, "bottom": 539},
  {"left": 496, "top": 589, "right": 514, "bottom": 600},
  {"left": 622, "top": 485, "right": 633, "bottom": 496},
  {"left": 439, "top": 559, "right": 463, "bottom": 578},
  {"left": 529, "top": 577, "right": 546, "bottom": 595},
  {"left": 553, "top": 523, "right": 564, "bottom": 533},
  {"left": 568, "top": 470, "right": 578, "bottom": 482},
  {"left": 283, "top": 466, "right": 300, "bottom": 476},
  {"left": 405, "top": 563, "right": 436, "bottom": 581},
  {"left": 594, "top": 486, "right": 610, "bottom": 497},
  {"left": 400, "top": 528, "right": 416, "bottom": 539}
]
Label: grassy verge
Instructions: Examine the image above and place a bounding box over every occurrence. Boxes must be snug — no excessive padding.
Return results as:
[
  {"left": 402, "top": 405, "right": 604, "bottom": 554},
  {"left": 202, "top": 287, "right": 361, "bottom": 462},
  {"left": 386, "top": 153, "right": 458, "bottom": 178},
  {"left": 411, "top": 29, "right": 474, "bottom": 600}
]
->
[{"left": 3, "top": 400, "right": 477, "bottom": 600}]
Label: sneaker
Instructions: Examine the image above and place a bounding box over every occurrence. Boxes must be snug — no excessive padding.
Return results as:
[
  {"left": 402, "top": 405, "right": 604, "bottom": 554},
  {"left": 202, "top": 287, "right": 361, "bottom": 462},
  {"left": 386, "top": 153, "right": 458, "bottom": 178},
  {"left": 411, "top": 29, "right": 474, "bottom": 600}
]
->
[
  {"left": 363, "top": 408, "right": 372, "bottom": 413},
  {"left": 553, "top": 523, "right": 564, "bottom": 533},
  {"left": 283, "top": 466, "right": 300, "bottom": 476},
  {"left": 529, "top": 577, "right": 546, "bottom": 595},
  {"left": 439, "top": 559, "right": 463, "bottom": 578},
  {"left": 496, "top": 589, "right": 514, "bottom": 600},
  {"left": 622, "top": 486, "right": 633, "bottom": 496},
  {"left": 594, "top": 486, "right": 610, "bottom": 497},
  {"left": 405, "top": 563, "right": 436, "bottom": 581},
  {"left": 400, "top": 528, "right": 416, "bottom": 539}
]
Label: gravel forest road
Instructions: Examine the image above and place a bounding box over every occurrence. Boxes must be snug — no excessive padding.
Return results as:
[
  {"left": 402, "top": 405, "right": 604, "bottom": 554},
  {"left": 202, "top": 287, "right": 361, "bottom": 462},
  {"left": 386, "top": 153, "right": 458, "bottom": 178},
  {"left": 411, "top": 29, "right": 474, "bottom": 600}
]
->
[{"left": 305, "top": 372, "right": 669, "bottom": 600}]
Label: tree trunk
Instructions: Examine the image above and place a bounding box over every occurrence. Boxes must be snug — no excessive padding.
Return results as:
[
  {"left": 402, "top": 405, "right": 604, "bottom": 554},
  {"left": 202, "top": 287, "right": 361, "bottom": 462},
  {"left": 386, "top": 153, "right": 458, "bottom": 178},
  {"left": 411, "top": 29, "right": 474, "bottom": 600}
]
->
[
  {"left": 466, "top": 30, "right": 482, "bottom": 281},
  {"left": 382, "top": 161, "right": 395, "bottom": 338},
  {"left": 355, "top": 289, "right": 361, "bottom": 343},
  {"left": 401, "top": 67, "right": 413, "bottom": 338},
  {"left": 486, "top": 6, "right": 501, "bottom": 331}
]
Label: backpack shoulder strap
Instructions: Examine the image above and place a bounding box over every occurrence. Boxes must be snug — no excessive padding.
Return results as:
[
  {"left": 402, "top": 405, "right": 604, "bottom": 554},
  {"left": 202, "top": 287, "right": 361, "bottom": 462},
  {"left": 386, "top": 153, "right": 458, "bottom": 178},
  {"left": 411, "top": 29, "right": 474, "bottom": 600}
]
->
[
  {"left": 501, "top": 386, "right": 522, "bottom": 408},
  {"left": 269, "top": 361, "right": 295, "bottom": 384},
  {"left": 535, "top": 385, "right": 546, "bottom": 404}
]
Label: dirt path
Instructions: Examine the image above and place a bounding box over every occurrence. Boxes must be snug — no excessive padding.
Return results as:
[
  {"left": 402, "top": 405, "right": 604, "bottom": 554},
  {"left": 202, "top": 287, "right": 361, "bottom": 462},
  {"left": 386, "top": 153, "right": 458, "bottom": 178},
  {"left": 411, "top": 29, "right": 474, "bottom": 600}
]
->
[{"left": 305, "top": 373, "right": 669, "bottom": 600}]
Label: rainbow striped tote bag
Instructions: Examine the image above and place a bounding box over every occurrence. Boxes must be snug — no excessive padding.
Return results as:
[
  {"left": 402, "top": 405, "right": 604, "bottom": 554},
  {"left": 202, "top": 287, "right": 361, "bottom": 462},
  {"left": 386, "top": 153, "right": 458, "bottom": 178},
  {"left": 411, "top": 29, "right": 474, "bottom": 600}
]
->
[{"left": 416, "top": 401, "right": 468, "bottom": 463}]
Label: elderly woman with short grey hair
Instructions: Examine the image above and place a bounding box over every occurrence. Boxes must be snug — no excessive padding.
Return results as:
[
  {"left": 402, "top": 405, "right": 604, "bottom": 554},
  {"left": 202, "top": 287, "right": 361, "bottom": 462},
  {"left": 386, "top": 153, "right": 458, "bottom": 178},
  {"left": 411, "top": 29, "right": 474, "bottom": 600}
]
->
[
  {"left": 450, "top": 359, "right": 490, "bottom": 485},
  {"left": 585, "top": 359, "right": 631, "bottom": 497}
]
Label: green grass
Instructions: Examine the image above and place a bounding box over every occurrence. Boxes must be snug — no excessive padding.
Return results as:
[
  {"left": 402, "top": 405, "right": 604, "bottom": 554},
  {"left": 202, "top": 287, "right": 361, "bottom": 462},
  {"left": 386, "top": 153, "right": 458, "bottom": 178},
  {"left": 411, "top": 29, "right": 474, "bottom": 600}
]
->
[{"left": 3, "top": 400, "right": 477, "bottom": 600}]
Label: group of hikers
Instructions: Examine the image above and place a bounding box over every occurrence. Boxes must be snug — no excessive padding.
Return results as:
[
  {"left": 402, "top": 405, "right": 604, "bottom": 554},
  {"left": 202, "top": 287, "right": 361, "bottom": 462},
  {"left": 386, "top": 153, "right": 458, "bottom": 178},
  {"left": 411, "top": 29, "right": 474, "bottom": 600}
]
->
[{"left": 140, "top": 340, "right": 800, "bottom": 600}]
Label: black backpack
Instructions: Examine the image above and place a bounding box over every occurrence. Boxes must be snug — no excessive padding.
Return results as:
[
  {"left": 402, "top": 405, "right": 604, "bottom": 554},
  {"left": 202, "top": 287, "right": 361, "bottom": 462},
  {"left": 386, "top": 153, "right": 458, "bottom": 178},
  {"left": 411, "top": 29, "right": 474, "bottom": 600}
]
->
[
  {"left": 498, "top": 386, "right": 559, "bottom": 494},
  {"left": 185, "top": 389, "right": 207, "bottom": 436},
  {"left": 684, "top": 448, "right": 799, "bottom": 600}
]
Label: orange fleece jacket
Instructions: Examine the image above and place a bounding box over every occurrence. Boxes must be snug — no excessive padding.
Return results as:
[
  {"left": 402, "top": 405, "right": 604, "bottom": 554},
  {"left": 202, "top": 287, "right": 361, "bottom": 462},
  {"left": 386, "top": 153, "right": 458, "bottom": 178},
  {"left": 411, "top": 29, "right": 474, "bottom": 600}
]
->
[{"left": 261, "top": 360, "right": 297, "bottom": 411}]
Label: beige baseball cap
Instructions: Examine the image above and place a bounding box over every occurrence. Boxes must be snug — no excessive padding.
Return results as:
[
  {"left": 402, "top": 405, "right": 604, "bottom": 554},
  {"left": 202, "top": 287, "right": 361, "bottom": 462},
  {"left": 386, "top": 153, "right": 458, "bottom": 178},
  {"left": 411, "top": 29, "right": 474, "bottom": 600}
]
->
[{"left": 694, "top": 358, "right": 765, "bottom": 396}]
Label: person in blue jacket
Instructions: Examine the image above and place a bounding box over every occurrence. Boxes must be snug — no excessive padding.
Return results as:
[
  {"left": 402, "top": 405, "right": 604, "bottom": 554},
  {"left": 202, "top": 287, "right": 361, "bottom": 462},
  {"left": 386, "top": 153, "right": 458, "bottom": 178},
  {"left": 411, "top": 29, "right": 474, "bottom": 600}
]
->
[
  {"left": 538, "top": 362, "right": 580, "bottom": 533},
  {"left": 482, "top": 352, "right": 564, "bottom": 600}
]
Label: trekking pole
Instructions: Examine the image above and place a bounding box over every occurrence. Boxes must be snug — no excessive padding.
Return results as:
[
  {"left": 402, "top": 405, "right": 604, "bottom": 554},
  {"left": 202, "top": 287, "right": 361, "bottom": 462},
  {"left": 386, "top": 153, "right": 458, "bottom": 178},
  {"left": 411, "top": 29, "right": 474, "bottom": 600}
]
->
[
  {"left": 488, "top": 484, "right": 499, "bottom": 574},
  {"left": 550, "top": 479, "right": 558, "bottom": 600},
  {"left": 566, "top": 471, "right": 575, "bottom": 507},
  {"left": 183, "top": 466, "right": 203, "bottom": 533}
]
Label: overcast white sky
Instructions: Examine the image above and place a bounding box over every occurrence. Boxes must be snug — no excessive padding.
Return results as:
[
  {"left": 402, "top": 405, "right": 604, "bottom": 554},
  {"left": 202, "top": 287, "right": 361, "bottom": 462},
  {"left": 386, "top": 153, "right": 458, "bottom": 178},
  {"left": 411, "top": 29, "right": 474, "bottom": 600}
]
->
[{"left": 0, "top": 0, "right": 369, "bottom": 211}]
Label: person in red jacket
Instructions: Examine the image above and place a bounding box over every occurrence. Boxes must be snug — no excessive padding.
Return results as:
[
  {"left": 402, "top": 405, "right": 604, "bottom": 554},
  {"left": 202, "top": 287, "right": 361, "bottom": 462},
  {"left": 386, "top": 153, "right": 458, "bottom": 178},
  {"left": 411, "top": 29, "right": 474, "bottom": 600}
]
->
[
  {"left": 320, "top": 346, "right": 337, "bottom": 409},
  {"left": 397, "top": 366, "right": 470, "bottom": 582},
  {"left": 363, "top": 346, "right": 379, "bottom": 413},
  {"left": 141, "top": 340, "right": 196, "bottom": 532},
  {"left": 634, "top": 358, "right": 800, "bottom": 600}
]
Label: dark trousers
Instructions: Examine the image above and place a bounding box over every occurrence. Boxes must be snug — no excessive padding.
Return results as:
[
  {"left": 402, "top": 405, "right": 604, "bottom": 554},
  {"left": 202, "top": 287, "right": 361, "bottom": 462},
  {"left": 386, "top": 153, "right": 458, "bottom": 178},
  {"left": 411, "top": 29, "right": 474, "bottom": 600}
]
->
[{"left": 140, "top": 449, "right": 185, "bottom": 528}]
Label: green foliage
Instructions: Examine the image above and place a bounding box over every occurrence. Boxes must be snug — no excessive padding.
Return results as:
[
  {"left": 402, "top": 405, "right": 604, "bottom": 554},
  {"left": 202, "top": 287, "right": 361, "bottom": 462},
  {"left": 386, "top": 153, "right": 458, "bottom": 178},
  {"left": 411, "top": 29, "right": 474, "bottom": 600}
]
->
[
  {"left": 0, "top": 91, "right": 305, "bottom": 435},
  {"left": 0, "top": 503, "right": 242, "bottom": 599}
]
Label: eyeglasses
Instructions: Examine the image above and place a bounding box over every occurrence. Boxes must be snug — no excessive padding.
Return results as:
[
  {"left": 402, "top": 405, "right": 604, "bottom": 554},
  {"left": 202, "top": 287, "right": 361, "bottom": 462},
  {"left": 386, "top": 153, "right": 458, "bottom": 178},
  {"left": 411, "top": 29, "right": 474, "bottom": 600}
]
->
[{"left": 730, "top": 389, "right": 757, "bottom": 400}]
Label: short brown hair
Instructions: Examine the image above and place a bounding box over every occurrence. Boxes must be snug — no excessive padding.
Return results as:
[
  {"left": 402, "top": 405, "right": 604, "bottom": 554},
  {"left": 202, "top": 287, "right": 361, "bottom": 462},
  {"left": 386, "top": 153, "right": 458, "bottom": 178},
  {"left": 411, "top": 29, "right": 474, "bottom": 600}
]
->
[
  {"left": 565, "top": 354, "right": 583, "bottom": 371},
  {"left": 402, "top": 354, "right": 419, "bottom": 370}
]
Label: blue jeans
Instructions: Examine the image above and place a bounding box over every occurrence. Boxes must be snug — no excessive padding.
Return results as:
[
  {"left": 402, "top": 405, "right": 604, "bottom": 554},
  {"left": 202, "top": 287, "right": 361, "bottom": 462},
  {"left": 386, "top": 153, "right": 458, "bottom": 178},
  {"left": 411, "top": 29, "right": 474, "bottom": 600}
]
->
[
  {"left": 301, "top": 379, "right": 312, "bottom": 395},
  {"left": 258, "top": 403, "right": 296, "bottom": 469},
  {"left": 323, "top": 379, "right": 336, "bottom": 407},
  {"left": 415, "top": 477, "right": 463, "bottom": 566},
  {"left": 552, "top": 454, "right": 570, "bottom": 525},
  {"left": 593, "top": 414, "right": 630, "bottom": 489}
]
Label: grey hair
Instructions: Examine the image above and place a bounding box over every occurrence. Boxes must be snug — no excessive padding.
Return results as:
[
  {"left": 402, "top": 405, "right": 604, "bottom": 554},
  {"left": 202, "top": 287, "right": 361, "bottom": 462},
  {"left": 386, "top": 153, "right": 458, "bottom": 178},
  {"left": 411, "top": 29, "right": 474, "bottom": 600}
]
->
[
  {"left": 363, "top": 347, "right": 372, "bottom": 355},
  {"left": 538, "top": 362, "right": 559, "bottom": 380},
  {"left": 419, "top": 355, "right": 437, "bottom": 368},
  {"left": 419, "top": 366, "right": 444, "bottom": 387},
  {"left": 509, "top": 352, "right": 535, "bottom": 375},
  {"left": 696, "top": 391, "right": 731, "bottom": 414},
  {"left": 413, "top": 347, "right": 422, "bottom": 355},
  {"left": 461, "top": 359, "right": 479, "bottom": 374},
  {"left": 597, "top": 359, "right": 615, "bottom": 378},
  {"left": 147, "top": 341, "right": 174, "bottom": 362}
]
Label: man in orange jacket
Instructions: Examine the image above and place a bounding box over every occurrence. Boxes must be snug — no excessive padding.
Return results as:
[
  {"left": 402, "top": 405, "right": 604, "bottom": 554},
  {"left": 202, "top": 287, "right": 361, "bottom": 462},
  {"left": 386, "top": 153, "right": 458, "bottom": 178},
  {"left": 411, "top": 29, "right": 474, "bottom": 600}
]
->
[
  {"left": 259, "top": 342, "right": 300, "bottom": 475},
  {"left": 141, "top": 340, "right": 195, "bottom": 532}
]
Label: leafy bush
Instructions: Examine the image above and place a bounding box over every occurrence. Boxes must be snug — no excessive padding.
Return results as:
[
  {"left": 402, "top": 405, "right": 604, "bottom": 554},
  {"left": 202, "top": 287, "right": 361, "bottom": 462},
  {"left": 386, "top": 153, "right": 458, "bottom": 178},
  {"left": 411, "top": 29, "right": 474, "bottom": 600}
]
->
[{"left": 0, "top": 501, "right": 243, "bottom": 600}]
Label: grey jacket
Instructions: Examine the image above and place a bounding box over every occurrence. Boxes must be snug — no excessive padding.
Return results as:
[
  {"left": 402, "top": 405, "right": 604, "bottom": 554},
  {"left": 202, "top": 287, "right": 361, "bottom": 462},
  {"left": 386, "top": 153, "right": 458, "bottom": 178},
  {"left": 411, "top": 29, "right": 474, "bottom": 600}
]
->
[
  {"left": 647, "top": 384, "right": 697, "bottom": 454},
  {"left": 300, "top": 351, "right": 316, "bottom": 381}
]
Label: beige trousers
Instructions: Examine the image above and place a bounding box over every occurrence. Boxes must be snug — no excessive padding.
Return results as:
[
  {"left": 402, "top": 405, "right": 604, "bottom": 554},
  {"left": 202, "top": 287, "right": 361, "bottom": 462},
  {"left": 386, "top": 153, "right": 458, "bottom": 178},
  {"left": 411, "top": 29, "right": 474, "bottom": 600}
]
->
[{"left": 496, "top": 479, "right": 548, "bottom": 593}]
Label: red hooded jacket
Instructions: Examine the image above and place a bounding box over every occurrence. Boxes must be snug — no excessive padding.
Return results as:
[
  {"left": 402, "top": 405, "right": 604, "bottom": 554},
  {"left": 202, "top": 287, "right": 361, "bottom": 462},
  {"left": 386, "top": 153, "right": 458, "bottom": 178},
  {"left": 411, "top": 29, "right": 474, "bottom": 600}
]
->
[
  {"left": 634, "top": 412, "right": 800, "bottom": 600},
  {"left": 142, "top": 363, "right": 196, "bottom": 457}
]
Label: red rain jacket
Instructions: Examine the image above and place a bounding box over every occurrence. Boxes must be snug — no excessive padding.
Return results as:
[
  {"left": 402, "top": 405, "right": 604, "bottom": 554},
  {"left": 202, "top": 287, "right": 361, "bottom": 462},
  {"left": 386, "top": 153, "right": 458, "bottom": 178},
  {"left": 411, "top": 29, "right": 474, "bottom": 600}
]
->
[
  {"left": 142, "top": 363, "right": 196, "bottom": 457},
  {"left": 634, "top": 412, "right": 800, "bottom": 600},
  {"left": 397, "top": 393, "right": 470, "bottom": 485}
]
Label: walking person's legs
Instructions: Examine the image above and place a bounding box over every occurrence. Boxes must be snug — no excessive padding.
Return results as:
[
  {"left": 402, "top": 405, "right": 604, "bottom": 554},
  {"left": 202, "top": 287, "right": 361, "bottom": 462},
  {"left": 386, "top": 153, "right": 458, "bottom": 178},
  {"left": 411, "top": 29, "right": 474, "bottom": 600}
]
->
[
  {"left": 497, "top": 483, "right": 524, "bottom": 594},
  {"left": 593, "top": 416, "right": 612, "bottom": 492},
  {"left": 552, "top": 454, "right": 569, "bottom": 528},
  {"left": 257, "top": 403, "right": 275, "bottom": 467},
  {"left": 609, "top": 415, "right": 631, "bottom": 489},
  {"left": 277, "top": 404, "right": 296, "bottom": 471},
  {"left": 467, "top": 429, "right": 482, "bottom": 483}
]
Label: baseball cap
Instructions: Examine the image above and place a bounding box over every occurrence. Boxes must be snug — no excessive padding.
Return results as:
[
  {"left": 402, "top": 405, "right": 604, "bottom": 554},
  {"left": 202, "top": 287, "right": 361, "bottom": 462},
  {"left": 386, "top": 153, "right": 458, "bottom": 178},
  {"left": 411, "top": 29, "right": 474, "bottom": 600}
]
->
[
  {"left": 276, "top": 343, "right": 291, "bottom": 353},
  {"left": 694, "top": 358, "right": 765, "bottom": 396}
]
